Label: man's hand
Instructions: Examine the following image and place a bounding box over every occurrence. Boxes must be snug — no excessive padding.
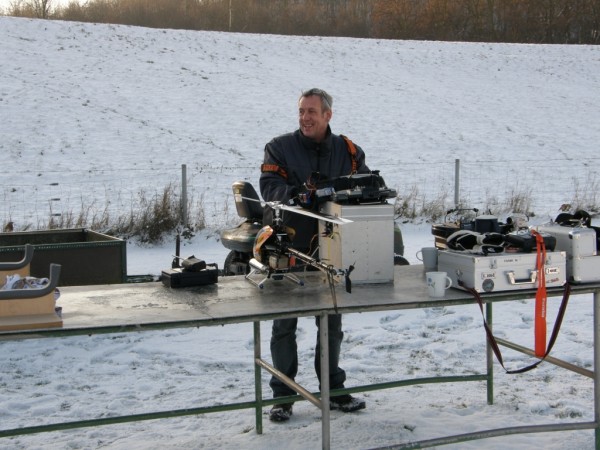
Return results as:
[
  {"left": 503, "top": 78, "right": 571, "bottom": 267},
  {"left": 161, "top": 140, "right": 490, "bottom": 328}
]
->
[{"left": 296, "top": 186, "right": 315, "bottom": 209}]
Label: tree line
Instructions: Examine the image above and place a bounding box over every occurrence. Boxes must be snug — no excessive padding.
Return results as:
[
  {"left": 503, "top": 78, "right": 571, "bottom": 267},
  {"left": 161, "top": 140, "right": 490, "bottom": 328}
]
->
[{"left": 4, "top": 0, "right": 599, "bottom": 44}]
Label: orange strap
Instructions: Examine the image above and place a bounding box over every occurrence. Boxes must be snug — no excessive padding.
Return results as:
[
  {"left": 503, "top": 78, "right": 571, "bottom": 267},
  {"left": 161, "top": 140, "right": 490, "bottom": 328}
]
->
[
  {"left": 340, "top": 135, "right": 358, "bottom": 174},
  {"left": 261, "top": 163, "right": 288, "bottom": 179},
  {"left": 532, "top": 229, "right": 548, "bottom": 357}
]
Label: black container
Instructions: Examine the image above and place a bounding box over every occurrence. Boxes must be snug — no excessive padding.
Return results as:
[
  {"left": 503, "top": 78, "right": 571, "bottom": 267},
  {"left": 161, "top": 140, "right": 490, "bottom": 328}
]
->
[{"left": 474, "top": 215, "right": 500, "bottom": 233}]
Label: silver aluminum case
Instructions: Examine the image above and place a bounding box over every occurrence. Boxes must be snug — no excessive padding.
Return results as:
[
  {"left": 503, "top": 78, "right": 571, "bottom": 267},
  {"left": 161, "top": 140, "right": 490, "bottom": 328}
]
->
[
  {"left": 318, "top": 202, "right": 394, "bottom": 284},
  {"left": 438, "top": 250, "right": 566, "bottom": 293},
  {"left": 534, "top": 223, "right": 600, "bottom": 283}
]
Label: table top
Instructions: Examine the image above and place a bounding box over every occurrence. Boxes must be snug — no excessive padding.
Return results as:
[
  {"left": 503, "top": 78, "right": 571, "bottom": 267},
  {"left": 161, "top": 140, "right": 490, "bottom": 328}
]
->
[{"left": 2, "top": 265, "right": 599, "bottom": 338}]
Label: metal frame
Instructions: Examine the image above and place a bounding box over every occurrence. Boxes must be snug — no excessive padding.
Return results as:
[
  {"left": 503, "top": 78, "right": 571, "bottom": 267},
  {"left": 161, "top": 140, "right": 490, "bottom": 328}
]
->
[{"left": 0, "top": 266, "right": 598, "bottom": 449}]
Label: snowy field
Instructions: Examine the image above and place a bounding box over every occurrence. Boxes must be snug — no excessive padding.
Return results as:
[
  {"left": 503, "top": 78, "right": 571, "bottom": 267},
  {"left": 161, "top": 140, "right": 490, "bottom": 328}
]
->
[
  {"left": 1, "top": 17, "right": 600, "bottom": 229},
  {"left": 1, "top": 16, "right": 600, "bottom": 449}
]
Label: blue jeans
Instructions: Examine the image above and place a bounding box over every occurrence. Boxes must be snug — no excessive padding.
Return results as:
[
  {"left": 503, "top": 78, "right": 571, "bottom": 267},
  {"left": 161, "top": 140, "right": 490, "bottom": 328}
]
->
[{"left": 269, "top": 314, "right": 347, "bottom": 398}]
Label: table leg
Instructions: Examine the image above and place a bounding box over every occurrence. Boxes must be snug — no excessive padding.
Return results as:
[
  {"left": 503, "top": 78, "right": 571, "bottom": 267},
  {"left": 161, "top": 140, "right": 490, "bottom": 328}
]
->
[
  {"left": 253, "top": 321, "right": 263, "bottom": 435},
  {"left": 319, "top": 312, "right": 331, "bottom": 450},
  {"left": 594, "top": 291, "right": 600, "bottom": 449},
  {"left": 486, "top": 301, "right": 494, "bottom": 405}
]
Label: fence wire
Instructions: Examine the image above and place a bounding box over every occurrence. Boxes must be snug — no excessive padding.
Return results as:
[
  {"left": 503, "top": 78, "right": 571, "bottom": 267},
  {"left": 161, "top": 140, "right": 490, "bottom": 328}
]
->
[{"left": 1, "top": 158, "right": 598, "bottom": 232}]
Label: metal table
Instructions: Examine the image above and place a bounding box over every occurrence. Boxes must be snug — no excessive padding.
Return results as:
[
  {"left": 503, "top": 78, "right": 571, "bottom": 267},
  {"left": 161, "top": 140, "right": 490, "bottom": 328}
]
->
[{"left": 1, "top": 265, "right": 599, "bottom": 449}]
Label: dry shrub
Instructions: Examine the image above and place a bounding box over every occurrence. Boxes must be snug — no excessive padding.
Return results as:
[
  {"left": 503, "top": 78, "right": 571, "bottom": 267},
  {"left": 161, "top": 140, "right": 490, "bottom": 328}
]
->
[{"left": 394, "top": 184, "right": 449, "bottom": 222}]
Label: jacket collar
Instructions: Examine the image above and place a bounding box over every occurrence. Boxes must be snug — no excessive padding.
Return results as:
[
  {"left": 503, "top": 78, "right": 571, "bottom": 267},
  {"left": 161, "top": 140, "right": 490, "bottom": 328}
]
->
[{"left": 298, "top": 125, "right": 333, "bottom": 152}]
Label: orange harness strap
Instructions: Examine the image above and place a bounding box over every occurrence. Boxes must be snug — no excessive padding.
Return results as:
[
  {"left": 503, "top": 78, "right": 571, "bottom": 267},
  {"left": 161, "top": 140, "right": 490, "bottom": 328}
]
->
[
  {"left": 340, "top": 135, "right": 358, "bottom": 174},
  {"left": 261, "top": 163, "right": 288, "bottom": 179},
  {"left": 532, "top": 229, "right": 548, "bottom": 357}
]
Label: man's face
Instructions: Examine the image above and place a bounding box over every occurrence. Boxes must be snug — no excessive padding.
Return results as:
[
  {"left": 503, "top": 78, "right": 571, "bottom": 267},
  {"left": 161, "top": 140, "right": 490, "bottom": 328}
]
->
[{"left": 298, "top": 95, "right": 332, "bottom": 143}]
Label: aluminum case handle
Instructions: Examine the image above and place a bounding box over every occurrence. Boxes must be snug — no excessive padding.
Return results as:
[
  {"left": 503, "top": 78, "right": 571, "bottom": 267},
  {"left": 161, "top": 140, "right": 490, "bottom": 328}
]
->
[{"left": 506, "top": 270, "right": 538, "bottom": 285}]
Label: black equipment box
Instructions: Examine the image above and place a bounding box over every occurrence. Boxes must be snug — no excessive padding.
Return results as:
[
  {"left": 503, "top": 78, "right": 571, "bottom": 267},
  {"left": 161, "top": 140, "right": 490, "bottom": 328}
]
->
[
  {"left": 161, "top": 264, "right": 218, "bottom": 288},
  {"left": 504, "top": 230, "right": 557, "bottom": 253}
]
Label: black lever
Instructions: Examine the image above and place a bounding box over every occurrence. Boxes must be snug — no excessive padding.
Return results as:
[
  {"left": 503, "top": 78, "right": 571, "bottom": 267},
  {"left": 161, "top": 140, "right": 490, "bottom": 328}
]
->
[{"left": 345, "top": 265, "right": 354, "bottom": 293}]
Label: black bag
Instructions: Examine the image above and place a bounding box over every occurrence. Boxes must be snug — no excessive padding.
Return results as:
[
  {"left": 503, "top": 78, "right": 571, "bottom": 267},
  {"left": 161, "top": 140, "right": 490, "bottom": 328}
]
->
[
  {"left": 504, "top": 230, "right": 556, "bottom": 253},
  {"left": 446, "top": 230, "right": 505, "bottom": 255}
]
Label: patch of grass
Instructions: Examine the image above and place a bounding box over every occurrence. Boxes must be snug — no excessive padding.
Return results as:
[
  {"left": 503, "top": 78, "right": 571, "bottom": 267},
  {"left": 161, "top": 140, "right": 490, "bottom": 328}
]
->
[
  {"left": 393, "top": 184, "right": 449, "bottom": 222},
  {"left": 5, "top": 173, "right": 600, "bottom": 243},
  {"left": 569, "top": 173, "right": 600, "bottom": 215},
  {"left": 482, "top": 185, "right": 534, "bottom": 217},
  {"left": 6, "top": 183, "right": 205, "bottom": 244}
]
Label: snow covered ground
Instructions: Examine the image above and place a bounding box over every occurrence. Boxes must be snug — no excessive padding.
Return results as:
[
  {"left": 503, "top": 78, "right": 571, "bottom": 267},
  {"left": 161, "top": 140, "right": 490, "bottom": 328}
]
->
[
  {"left": 2, "top": 17, "right": 600, "bottom": 229},
  {"left": 1, "top": 16, "right": 600, "bottom": 449}
]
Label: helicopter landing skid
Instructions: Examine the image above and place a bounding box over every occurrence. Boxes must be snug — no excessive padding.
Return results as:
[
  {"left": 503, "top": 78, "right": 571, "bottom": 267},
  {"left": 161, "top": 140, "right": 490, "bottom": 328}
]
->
[{"left": 246, "top": 258, "right": 305, "bottom": 289}]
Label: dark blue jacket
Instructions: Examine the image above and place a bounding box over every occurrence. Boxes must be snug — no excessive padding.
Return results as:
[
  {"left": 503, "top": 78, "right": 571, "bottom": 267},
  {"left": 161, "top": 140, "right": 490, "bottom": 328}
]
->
[{"left": 260, "top": 126, "right": 369, "bottom": 251}]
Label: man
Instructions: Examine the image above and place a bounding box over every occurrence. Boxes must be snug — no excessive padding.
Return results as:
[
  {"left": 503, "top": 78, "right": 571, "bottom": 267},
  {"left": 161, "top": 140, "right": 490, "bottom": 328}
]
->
[{"left": 259, "top": 88, "right": 368, "bottom": 422}]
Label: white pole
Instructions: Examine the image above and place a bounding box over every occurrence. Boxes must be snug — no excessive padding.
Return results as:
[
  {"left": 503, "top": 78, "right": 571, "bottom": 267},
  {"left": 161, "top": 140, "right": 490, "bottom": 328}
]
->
[
  {"left": 454, "top": 159, "right": 460, "bottom": 209},
  {"left": 181, "top": 164, "right": 188, "bottom": 228}
]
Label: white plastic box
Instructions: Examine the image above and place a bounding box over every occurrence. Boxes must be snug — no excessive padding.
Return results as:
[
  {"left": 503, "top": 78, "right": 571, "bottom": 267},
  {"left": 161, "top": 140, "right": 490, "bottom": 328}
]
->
[
  {"left": 318, "top": 202, "right": 394, "bottom": 284},
  {"left": 438, "top": 250, "right": 566, "bottom": 293},
  {"left": 534, "top": 223, "right": 600, "bottom": 283}
]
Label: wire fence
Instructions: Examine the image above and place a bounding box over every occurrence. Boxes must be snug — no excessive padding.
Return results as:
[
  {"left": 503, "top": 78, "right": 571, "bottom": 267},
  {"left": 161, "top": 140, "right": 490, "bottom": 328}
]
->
[
  {"left": 383, "top": 157, "right": 600, "bottom": 220},
  {"left": 2, "top": 157, "right": 599, "bottom": 233},
  {"left": 456, "top": 158, "right": 599, "bottom": 218}
]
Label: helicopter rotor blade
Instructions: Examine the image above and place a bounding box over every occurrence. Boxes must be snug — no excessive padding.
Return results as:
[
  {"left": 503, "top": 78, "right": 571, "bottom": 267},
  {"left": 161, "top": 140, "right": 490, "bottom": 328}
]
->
[
  {"left": 277, "top": 204, "right": 353, "bottom": 225},
  {"left": 241, "top": 195, "right": 266, "bottom": 204},
  {"left": 241, "top": 197, "right": 352, "bottom": 225}
]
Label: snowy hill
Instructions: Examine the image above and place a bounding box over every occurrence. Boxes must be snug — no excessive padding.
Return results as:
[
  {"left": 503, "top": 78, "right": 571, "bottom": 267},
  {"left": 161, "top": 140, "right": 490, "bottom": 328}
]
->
[{"left": 2, "top": 16, "right": 600, "bottom": 231}]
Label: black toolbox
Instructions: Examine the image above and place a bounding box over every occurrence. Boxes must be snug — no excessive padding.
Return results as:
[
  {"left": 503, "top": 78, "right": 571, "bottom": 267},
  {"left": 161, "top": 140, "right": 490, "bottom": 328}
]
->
[{"left": 161, "top": 263, "right": 218, "bottom": 288}]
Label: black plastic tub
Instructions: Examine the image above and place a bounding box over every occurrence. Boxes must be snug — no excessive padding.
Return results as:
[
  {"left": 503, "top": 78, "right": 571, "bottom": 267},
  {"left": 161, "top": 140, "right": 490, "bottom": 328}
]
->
[{"left": 0, "top": 229, "right": 126, "bottom": 286}]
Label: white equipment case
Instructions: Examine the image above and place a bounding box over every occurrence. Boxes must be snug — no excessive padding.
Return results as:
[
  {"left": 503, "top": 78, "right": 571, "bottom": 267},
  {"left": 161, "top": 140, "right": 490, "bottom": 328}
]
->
[
  {"left": 534, "top": 223, "right": 600, "bottom": 283},
  {"left": 318, "top": 202, "right": 394, "bottom": 284},
  {"left": 438, "top": 250, "right": 567, "bottom": 293}
]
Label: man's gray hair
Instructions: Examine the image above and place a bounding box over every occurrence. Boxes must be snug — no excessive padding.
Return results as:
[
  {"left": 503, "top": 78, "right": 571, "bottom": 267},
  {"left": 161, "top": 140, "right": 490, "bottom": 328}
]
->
[{"left": 300, "top": 88, "right": 333, "bottom": 112}]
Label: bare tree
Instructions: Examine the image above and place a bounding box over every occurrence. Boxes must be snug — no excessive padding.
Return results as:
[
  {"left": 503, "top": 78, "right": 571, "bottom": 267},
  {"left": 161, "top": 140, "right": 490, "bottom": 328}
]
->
[
  {"left": 31, "top": 0, "right": 52, "bottom": 18},
  {"left": 13, "top": 0, "right": 597, "bottom": 44}
]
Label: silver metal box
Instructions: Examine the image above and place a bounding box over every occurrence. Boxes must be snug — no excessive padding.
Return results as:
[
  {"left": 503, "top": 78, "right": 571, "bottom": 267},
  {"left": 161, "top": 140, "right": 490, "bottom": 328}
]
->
[
  {"left": 534, "top": 223, "right": 600, "bottom": 283},
  {"left": 438, "top": 250, "right": 566, "bottom": 293},
  {"left": 318, "top": 202, "right": 394, "bottom": 284}
]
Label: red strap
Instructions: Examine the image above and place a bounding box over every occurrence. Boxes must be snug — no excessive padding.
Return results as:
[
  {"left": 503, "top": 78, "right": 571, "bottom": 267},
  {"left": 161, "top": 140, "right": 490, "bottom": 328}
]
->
[
  {"left": 340, "top": 135, "right": 358, "bottom": 174},
  {"left": 532, "top": 229, "right": 548, "bottom": 357}
]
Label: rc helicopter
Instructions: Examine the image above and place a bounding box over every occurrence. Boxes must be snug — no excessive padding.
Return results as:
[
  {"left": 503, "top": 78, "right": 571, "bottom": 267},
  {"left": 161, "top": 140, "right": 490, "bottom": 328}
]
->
[
  {"left": 242, "top": 195, "right": 355, "bottom": 313},
  {"left": 220, "top": 172, "right": 406, "bottom": 311},
  {"left": 220, "top": 175, "right": 408, "bottom": 277}
]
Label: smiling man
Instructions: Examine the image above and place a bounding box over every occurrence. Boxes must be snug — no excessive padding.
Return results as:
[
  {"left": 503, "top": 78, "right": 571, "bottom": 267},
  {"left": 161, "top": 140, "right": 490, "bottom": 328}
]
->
[
  {"left": 259, "top": 88, "right": 369, "bottom": 422},
  {"left": 298, "top": 88, "right": 332, "bottom": 141},
  {"left": 260, "top": 88, "right": 370, "bottom": 252}
]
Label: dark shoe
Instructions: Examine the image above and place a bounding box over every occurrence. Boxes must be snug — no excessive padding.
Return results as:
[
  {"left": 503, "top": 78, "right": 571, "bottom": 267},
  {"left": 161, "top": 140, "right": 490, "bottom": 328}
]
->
[
  {"left": 330, "top": 394, "right": 366, "bottom": 412},
  {"left": 269, "top": 403, "right": 293, "bottom": 422}
]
